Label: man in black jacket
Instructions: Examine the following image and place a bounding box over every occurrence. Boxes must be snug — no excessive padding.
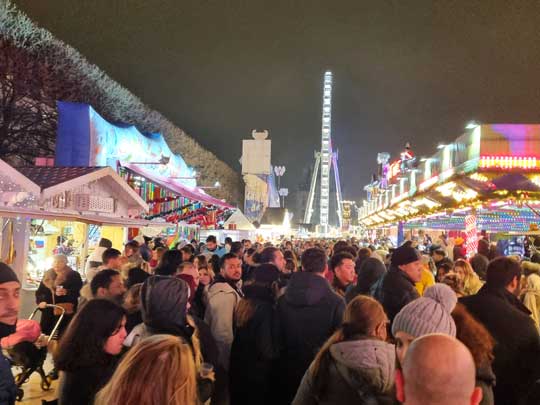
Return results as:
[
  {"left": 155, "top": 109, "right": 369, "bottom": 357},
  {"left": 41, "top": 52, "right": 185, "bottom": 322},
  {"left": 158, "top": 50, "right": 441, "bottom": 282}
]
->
[
  {"left": 372, "top": 244, "right": 422, "bottom": 322},
  {"left": 275, "top": 247, "right": 345, "bottom": 405},
  {"left": 461, "top": 257, "right": 540, "bottom": 405},
  {"left": 0, "top": 263, "right": 21, "bottom": 405}
]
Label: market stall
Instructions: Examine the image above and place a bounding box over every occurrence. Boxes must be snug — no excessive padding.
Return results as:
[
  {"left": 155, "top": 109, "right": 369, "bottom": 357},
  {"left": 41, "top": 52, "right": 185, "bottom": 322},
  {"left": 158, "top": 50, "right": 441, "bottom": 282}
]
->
[
  {"left": 0, "top": 161, "right": 148, "bottom": 287},
  {"left": 359, "top": 124, "right": 540, "bottom": 255},
  {"left": 55, "top": 101, "right": 235, "bottom": 232}
]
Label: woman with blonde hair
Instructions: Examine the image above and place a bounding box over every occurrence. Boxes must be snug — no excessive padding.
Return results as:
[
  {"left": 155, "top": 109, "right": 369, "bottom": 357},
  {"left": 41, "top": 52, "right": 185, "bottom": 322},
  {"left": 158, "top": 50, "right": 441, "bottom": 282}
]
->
[
  {"left": 454, "top": 259, "right": 483, "bottom": 295},
  {"left": 293, "top": 295, "right": 395, "bottom": 405},
  {"left": 95, "top": 334, "right": 199, "bottom": 405}
]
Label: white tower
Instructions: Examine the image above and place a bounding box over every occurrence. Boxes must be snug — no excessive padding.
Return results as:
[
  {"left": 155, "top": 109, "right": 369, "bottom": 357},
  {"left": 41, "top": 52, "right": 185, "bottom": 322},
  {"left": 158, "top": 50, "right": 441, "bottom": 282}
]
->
[{"left": 303, "top": 71, "right": 343, "bottom": 233}]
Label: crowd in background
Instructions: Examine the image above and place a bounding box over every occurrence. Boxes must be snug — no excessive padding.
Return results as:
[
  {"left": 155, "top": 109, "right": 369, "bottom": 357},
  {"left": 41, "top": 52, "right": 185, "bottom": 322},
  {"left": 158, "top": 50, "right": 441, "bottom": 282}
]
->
[{"left": 1, "top": 232, "right": 540, "bottom": 405}]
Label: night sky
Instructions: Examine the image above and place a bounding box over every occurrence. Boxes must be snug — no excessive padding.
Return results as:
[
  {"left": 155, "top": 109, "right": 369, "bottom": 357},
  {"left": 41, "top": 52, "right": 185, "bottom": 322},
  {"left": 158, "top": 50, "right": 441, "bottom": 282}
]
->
[{"left": 13, "top": 0, "right": 540, "bottom": 202}]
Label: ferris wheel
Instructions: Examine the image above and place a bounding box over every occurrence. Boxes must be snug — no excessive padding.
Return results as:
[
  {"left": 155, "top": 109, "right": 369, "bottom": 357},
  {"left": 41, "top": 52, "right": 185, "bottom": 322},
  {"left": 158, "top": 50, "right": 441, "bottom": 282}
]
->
[{"left": 303, "top": 71, "right": 344, "bottom": 233}]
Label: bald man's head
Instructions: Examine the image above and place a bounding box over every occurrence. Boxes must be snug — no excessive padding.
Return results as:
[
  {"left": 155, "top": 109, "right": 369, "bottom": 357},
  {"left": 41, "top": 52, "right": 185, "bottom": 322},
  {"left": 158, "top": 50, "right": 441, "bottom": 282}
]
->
[{"left": 396, "top": 334, "right": 482, "bottom": 405}]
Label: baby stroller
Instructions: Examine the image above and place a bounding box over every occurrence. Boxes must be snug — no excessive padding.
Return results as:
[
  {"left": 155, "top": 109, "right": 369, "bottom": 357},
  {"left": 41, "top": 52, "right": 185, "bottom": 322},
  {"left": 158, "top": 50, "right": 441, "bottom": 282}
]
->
[{"left": 7, "top": 304, "right": 65, "bottom": 401}]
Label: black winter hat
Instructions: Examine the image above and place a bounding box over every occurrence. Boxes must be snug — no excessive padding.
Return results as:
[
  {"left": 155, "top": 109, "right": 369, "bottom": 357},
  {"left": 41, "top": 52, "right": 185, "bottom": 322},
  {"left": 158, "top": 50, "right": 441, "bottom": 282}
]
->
[
  {"left": 0, "top": 263, "right": 19, "bottom": 284},
  {"left": 391, "top": 245, "right": 421, "bottom": 267},
  {"left": 252, "top": 263, "right": 280, "bottom": 284}
]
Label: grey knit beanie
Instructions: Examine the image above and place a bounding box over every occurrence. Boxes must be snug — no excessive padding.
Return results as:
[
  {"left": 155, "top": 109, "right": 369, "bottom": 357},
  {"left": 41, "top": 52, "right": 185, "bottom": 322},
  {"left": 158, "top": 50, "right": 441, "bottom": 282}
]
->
[{"left": 392, "top": 283, "right": 457, "bottom": 338}]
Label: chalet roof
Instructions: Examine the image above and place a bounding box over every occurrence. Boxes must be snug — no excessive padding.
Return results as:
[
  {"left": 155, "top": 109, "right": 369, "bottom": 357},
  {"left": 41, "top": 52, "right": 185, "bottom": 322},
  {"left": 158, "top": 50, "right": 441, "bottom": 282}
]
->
[{"left": 16, "top": 166, "right": 103, "bottom": 189}]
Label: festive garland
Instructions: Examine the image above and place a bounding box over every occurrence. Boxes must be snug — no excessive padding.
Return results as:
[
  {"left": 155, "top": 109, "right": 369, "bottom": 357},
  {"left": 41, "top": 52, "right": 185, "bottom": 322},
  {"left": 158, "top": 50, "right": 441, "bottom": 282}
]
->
[{"left": 142, "top": 202, "right": 195, "bottom": 220}]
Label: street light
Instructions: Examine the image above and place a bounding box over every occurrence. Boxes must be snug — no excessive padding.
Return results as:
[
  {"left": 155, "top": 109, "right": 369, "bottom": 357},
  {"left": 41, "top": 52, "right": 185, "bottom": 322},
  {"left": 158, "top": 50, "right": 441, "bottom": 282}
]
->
[
  {"left": 199, "top": 181, "right": 221, "bottom": 190},
  {"left": 466, "top": 121, "right": 480, "bottom": 129},
  {"left": 274, "top": 165, "right": 286, "bottom": 207}
]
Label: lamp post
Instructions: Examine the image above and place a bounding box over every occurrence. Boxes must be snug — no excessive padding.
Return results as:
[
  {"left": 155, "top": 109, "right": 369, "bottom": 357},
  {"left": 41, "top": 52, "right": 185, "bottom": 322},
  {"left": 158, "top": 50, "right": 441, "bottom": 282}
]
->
[
  {"left": 274, "top": 166, "right": 286, "bottom": 207},
  {"left": 278, "top": 188, "right": 289, "bottom": 208}
]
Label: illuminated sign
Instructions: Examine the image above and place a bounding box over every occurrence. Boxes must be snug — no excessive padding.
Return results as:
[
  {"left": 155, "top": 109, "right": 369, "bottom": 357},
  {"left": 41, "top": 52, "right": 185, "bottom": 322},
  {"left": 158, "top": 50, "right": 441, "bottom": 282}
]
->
[
  {"left": 386, "top": 160, "right": 401, "bottom": 181},
  {"left": 479, "top": 156, "right": 539, "bottom": 170},
  {"left": 419, "top": 175, "right": 439, "bottom": 191}
]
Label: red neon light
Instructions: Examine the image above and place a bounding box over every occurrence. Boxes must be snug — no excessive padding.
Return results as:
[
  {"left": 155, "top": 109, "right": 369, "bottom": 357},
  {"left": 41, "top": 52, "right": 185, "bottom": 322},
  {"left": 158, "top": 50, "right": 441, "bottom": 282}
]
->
[
  {"left": 386, "top": 160, "right": 401, "bottom": 180},
  {"left": 479, "top": 156, "right": 539, "bottom": 169}
]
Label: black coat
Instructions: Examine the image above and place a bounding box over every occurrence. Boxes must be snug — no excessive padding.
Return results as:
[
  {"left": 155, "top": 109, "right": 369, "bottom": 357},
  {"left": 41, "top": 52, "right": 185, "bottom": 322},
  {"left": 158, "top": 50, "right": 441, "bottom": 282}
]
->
[
  {"left": 461, "top": 285, "right": 540, "bottom": 405},
  {"left": 35, "top": 269, "right": 83, "bottom": 336},
  {"left": 58, "top": 358, "right": 117, "bottom": 405},
  {"left": 371, "top": 267, "right": 419, "bottom": 322},
  {"left": 0, "top": 352, "right": 15, "bottom": 405},
  {"left": 275, "top": 272, "right": 345, "bottom": 405},
  {"left": 230, "top": 299, "right": 279, "bottom": 405}
]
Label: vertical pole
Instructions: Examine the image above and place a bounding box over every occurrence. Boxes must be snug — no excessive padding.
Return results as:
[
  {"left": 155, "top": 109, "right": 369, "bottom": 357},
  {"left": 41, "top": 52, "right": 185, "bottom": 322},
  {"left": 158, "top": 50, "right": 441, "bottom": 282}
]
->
[
  {"left": 397, "top": 221, "right": 405, "bottom": 246},
  {"left": 465, "top": 213, "right": 478, "bottom": 257},
  {"left": 11, "top": 217, "right": 30, "bottom": 286}
]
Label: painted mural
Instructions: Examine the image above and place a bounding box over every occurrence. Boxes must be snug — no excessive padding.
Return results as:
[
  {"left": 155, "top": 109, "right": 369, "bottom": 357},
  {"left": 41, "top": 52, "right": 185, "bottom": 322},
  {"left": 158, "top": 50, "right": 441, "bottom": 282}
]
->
[{"left": 55, "top": 101, "right": 197, "bottom": 187}]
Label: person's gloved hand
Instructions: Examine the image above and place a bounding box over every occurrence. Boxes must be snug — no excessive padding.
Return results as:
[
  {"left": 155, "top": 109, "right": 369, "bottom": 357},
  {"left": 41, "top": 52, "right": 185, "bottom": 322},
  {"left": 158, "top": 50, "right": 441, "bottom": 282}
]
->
[{"left": 0, "top": 319, "right": 41, "bottom": 349}]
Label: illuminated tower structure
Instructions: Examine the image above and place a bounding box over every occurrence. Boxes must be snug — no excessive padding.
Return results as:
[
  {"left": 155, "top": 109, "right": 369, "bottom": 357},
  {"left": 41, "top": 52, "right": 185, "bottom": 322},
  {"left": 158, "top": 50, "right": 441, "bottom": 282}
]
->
[{"left": 303, "top": 71, "right": 343, "bottom": 233}]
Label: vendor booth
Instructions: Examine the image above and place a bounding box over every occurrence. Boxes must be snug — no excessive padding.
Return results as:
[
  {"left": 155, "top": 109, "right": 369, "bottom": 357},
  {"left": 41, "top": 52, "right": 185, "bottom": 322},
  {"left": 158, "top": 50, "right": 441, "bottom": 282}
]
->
[
  {"left": 359, "top": 124, "right": 540, "bottom": 256},
  {"left": 0, "top": 160, "right": 148, "bottom": 288},
  {"left": 54, "top": 101, "right": 235, "bottom": 233}
]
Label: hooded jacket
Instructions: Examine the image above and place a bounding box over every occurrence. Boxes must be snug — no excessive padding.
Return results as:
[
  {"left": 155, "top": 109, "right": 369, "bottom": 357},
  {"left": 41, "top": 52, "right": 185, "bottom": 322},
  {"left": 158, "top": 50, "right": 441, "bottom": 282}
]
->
[
  {"left": 275, "top": 272, "right": 345, "bottom": 405},
  {"left": 204, "top": 275, "right": 243, "bottom": 370},
  {"left": 461, "top": 284, "right": 540, "bottom": 405},
  {"left": 293, "top": 338, "right": 396, "bottom": 405},
  {"left": 124, "top": 276, "right": 218, "bottom": 403},
  {"left": 346, "top": 258, "right": 387, "bottom": 303},
  {"left": 125, "top": 275, "right": 192, "bottom": 346}
]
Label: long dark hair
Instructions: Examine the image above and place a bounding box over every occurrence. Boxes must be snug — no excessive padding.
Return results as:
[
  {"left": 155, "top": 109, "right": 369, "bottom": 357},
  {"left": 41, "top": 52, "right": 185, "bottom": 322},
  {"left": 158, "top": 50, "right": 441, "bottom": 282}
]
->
[
  {"left": 55, "top": 299, "right": 126, "bottom": 371},
  {"left": 154, "top": 250, "right": 183, "bottom": 276}
]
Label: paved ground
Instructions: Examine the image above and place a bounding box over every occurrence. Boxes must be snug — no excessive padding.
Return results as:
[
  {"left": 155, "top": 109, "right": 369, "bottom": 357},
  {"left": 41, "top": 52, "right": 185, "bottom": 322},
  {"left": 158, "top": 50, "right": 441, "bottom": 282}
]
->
[
  {"left": 13, "top": 355, "right": 58, "bottom": 404},
  {"left": 15, "top": 290, "right": 59, "bottom": 404}
]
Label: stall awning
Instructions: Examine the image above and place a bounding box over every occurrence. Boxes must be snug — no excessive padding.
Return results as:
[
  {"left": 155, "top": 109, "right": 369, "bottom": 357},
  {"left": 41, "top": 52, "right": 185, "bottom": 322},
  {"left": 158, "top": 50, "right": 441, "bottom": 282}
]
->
[
  {"left": 0, "top": 206, "right": 164, "bottom": 228},
  {"left": 121, "top": 163, "right": 234, "bottom": 209}
]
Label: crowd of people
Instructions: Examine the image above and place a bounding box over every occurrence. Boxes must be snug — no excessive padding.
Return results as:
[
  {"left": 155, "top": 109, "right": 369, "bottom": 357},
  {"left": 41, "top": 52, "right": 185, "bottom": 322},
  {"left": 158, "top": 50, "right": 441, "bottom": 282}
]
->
[{"left": 1, "top": 233, "right": 540, "bottom": 404}]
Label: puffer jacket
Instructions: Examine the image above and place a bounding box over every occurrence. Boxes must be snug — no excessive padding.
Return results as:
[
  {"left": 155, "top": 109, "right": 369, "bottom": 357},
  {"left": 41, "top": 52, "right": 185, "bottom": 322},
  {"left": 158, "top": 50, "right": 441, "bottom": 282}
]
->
[
  {"left": 293, "top": 338, "right": 396, "bottom": 405},
  {"left": 275, "top": 272, "right": 345, "bottom": 405},
  {"left": 372, "top": 266, "right": 419, "bottom": 322}
]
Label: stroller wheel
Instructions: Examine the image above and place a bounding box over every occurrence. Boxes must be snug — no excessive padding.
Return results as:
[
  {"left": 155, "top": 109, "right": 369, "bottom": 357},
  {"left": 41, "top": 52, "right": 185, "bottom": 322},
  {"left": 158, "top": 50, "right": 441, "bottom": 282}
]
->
[
  {"left": 40, "top": 379, "right": 51, "bottom": 391},
  {"left": 14, "top": 373, "right": 26, "bottom": 385},
  {"left": 16, "top": 388, "right": 24, "bottom": 401}
]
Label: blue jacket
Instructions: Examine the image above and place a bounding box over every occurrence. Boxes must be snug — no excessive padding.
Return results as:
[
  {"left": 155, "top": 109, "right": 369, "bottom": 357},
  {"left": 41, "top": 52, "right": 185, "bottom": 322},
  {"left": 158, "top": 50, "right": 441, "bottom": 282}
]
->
[
  {"left": 0, "top": 352, "right": 15, "bottom": 405},
  {"left": 202, "top": 246, "right": 227, "bottom": 258}
]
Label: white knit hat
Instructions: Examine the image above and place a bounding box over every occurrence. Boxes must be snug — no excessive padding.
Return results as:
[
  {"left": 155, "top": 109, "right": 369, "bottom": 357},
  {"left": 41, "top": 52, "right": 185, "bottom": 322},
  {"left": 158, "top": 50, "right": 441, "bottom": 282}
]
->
[{"left": 392, "top": 283, "right": 457, "bottom": 338}]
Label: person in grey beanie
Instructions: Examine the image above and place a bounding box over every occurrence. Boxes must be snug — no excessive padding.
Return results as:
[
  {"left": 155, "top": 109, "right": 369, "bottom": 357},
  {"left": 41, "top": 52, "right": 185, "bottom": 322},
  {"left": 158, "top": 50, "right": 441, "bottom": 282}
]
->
[{"left": 392, "top": 283, "right": 457, "bottom": 365}]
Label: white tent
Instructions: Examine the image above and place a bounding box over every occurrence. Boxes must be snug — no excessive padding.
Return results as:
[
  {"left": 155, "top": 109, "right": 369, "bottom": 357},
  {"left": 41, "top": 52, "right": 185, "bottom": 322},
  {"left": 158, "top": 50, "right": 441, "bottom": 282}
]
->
[{"left": 224, "top": 210, "right": 256, "bottom": 230}]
